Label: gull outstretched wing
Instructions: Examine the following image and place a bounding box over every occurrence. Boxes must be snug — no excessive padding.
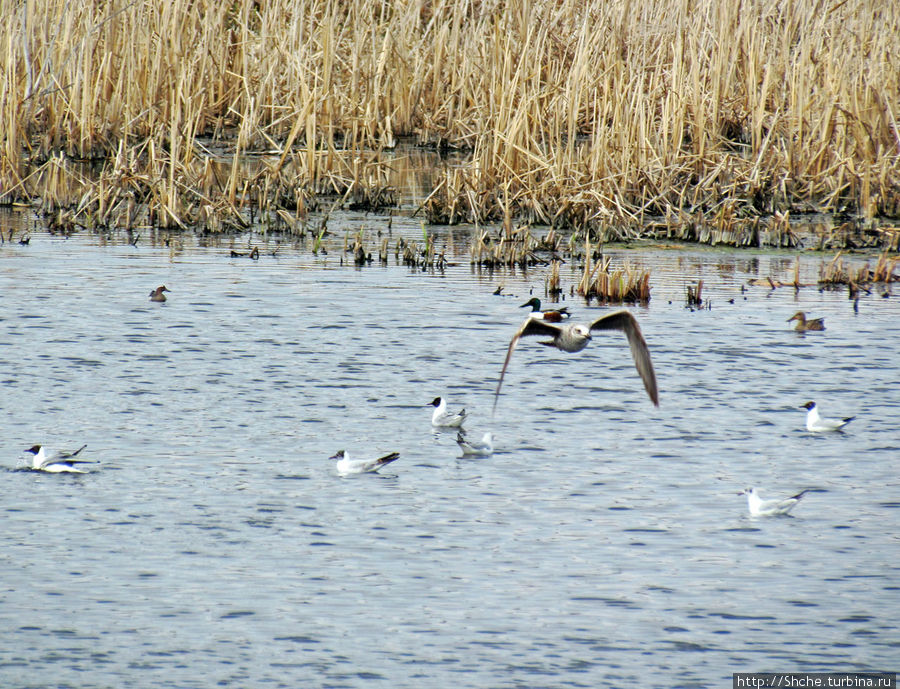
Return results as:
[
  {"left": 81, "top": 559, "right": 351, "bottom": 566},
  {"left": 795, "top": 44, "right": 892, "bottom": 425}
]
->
[
  {"left": 493, "top": 317, "right": 563, "bottom": 413},
  {"left": 589, "top": 311, "right": 659, "bottom": 407}
]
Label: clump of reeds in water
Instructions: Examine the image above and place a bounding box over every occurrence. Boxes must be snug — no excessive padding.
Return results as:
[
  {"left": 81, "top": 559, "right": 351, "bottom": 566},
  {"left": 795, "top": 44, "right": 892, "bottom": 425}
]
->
[
  {"left": 546, "top": 259, "right": 563, "bottom": 298},
  {"left": 819, "top": 251, "right": 899, "bottom": 286},
  {"left": 397, "top": 235, "right": 446, "bottom": 271},
  {"left": 576, "top": 239, "right": 651, "bottom": 304},
  {"left": 685, "top": 281, "right": 707, "bottom": 310},
  {"left": 469, "top": 225, "right": 549, "bottom": 269},
  {"left": 345, "top": 230, "right": 371, "bottom": 266}
]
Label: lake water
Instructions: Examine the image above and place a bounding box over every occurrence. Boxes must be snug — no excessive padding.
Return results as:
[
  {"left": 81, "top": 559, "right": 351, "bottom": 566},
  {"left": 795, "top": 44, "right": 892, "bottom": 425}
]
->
[{"left": 1, "top": 210, "right": 897, "bottom": 688}]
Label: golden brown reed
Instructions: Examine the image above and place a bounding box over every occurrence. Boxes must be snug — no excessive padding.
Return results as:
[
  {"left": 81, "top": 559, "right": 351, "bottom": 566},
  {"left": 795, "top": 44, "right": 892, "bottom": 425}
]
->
[
  {"left": 576, "top": 238, "right": 651, "bottom": 304},
  {"left": 820, "top": 250, "right": 899, "bottom": 286},
  {"left": 2, "top": 0, "right": 899, "bottom": 238},
  {"left": 685, "top": 281, "right": 704, "bottom": 308}
]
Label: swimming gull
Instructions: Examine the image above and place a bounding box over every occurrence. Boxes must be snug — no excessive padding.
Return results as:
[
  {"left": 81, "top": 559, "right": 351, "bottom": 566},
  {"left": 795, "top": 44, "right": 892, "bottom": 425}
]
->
[
  {"left": 739, "top": 487, "right": 809, "bottom": 516},
  {"left": 456, "top": 431, "right": 494, "bottom": 456},
  {"left": 801, "top": 401, "right": 854, "bottom": 432},
  {"left": 429, "top": 397, "right": 467, "bottom": 428},
  {"left": 330, "top": 450, "right": 400, "bottom": 476},
  {"left": 25, "top": 444, "right": 94, "bottom": 474}
]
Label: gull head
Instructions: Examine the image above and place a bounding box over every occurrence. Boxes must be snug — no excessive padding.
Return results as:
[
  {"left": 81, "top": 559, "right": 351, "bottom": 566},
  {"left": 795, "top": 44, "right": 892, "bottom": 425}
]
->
[
  {"left": 800, "top": 401, "right": 816, "bottom": 410},
  {"left": 429, "top": 397, "right": 444, "bottom": 408},
  {"left": 738, "top": 487, "right": 755, "bottom": 496},
  {"left": 329, "top": 450, "right": 345, "bottom": 461},
  {"left": 572, "top": 324, "right": 592, "bottom": 341}
]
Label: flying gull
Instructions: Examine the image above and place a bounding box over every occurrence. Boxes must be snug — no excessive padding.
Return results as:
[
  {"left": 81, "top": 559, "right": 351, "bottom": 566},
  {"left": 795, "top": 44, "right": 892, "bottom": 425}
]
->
[{"left": 494, "top": 310, "right": 659, "bottom": 412}]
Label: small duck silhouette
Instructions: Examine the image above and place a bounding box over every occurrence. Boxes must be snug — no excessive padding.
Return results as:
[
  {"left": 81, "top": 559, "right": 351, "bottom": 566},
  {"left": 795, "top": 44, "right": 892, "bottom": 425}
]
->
[
  {"left": 787, "top": 311, "right": 825, "bottom": 331},
  {"left": 149, "top": 285, "right": 170, "bottom": 302}
]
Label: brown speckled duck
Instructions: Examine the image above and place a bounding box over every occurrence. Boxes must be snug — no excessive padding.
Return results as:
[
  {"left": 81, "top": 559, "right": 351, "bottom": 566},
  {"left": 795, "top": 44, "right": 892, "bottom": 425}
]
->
[
  {"left": 149, "top": 285, "right": 170, "bottom": 302},
  {"left": 787, "top": 311, "right": 825, "bottom": 331}
]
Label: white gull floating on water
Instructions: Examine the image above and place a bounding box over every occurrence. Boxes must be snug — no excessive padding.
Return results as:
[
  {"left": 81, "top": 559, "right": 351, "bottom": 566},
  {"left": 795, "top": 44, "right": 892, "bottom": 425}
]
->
[
  {"left": 429, "top": 397, "right": 467, "bottom": 428},
  {"left": 25, "top": 444, "right": 94, "bottom": 473},
  {"left": 330, "top": 450, "right": 399, "bottom": 476},
  {"left": 456, "top": 431, "right": 494, "bottom": 457},
  {"left": 801, "top": 401, "right": 854, "bottom": 432},
  {"left": 739, "top": 487, "right": 810, "bottom": 517}
]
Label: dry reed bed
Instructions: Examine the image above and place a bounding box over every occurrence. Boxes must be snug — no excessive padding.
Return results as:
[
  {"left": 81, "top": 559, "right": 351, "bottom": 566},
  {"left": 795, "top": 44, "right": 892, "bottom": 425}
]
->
[
  {"left": 747, "top": 251, "right": 898, "bottom": 295},
  {"left": 819, "top": 250, "right": 899, "bottom": 286},
  {"left": 2, "top": 0, "right": 899, "bottom": 238}
]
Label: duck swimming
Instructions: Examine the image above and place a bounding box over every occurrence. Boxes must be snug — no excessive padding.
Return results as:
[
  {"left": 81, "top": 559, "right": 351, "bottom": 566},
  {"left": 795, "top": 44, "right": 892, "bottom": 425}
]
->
[
  {"left": 494, "top": 310, "right": 659, "bottom": 412},
  {"left": 520, "top": 297, "right": 570, "bottom": 322},
  {"left": 787, "top": 311, "right": 825, "bottom": 331},
  {"left": 149, "top": 285, "right": 170, "bottom": 302}
]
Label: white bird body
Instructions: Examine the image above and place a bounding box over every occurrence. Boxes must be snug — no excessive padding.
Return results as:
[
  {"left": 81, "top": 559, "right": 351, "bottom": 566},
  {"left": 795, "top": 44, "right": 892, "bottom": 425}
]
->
[
  {"left": 456, "top": 431, "right": 494, "bottom": 456},
  {"left": 740, "top": 487, "right": 809, "bottom": 516},
  {"left": 331, "top": 450, "right": 399, "bottom": 476},
  {"left": 429, "top": 397, "right": 467, "bottom": 427},
  {"left": 494, "top": 310, "right": 659, "bottom": 412},
  {"left": 25, "top": 444, "right": 92, "bottom": 473},
  {"left": 802, "top": 401, "right": 854, "bottom": 432}
]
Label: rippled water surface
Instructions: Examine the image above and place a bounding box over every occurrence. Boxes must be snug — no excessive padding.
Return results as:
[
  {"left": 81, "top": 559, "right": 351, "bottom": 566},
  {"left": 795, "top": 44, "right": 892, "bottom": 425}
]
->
[{"left": 1, "top": 218, "right": 898, "bottom": 688}]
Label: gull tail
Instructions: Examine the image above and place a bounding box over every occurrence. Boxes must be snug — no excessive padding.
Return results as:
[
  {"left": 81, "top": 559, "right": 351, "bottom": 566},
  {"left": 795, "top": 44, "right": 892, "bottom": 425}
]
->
[{"left": 376, "top": 452, "right": 400, "bottom": 467}]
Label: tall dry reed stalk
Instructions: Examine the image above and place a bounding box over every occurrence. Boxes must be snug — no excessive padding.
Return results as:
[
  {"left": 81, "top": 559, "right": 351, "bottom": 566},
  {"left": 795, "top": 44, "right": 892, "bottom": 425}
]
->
[{"left": 2, "top": 0, "right": 898, "bottom": 232}]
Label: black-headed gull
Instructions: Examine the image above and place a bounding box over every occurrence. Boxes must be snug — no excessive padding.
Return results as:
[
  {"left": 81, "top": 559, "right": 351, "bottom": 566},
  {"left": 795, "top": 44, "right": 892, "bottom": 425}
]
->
[
  {"left": 429, "top": 397, "right": 467, "bottom": 428},
  {"left": 456, "top": 431, "right": 493, "bottom": 456},
  {"left": 494, "top": 310, "right": 659, "bottom": 412},
  {"left": 801, "top": 401, "right": 854, "bottom": 432},
  {"left": 330, "top": 450, "right": 399, "bottom": 476},
  {"left": 739, "top": 487, "right": 810, "bottom": 516},
  {"left": 25, "top": 444, "right": 94, "bottom": 473}
]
